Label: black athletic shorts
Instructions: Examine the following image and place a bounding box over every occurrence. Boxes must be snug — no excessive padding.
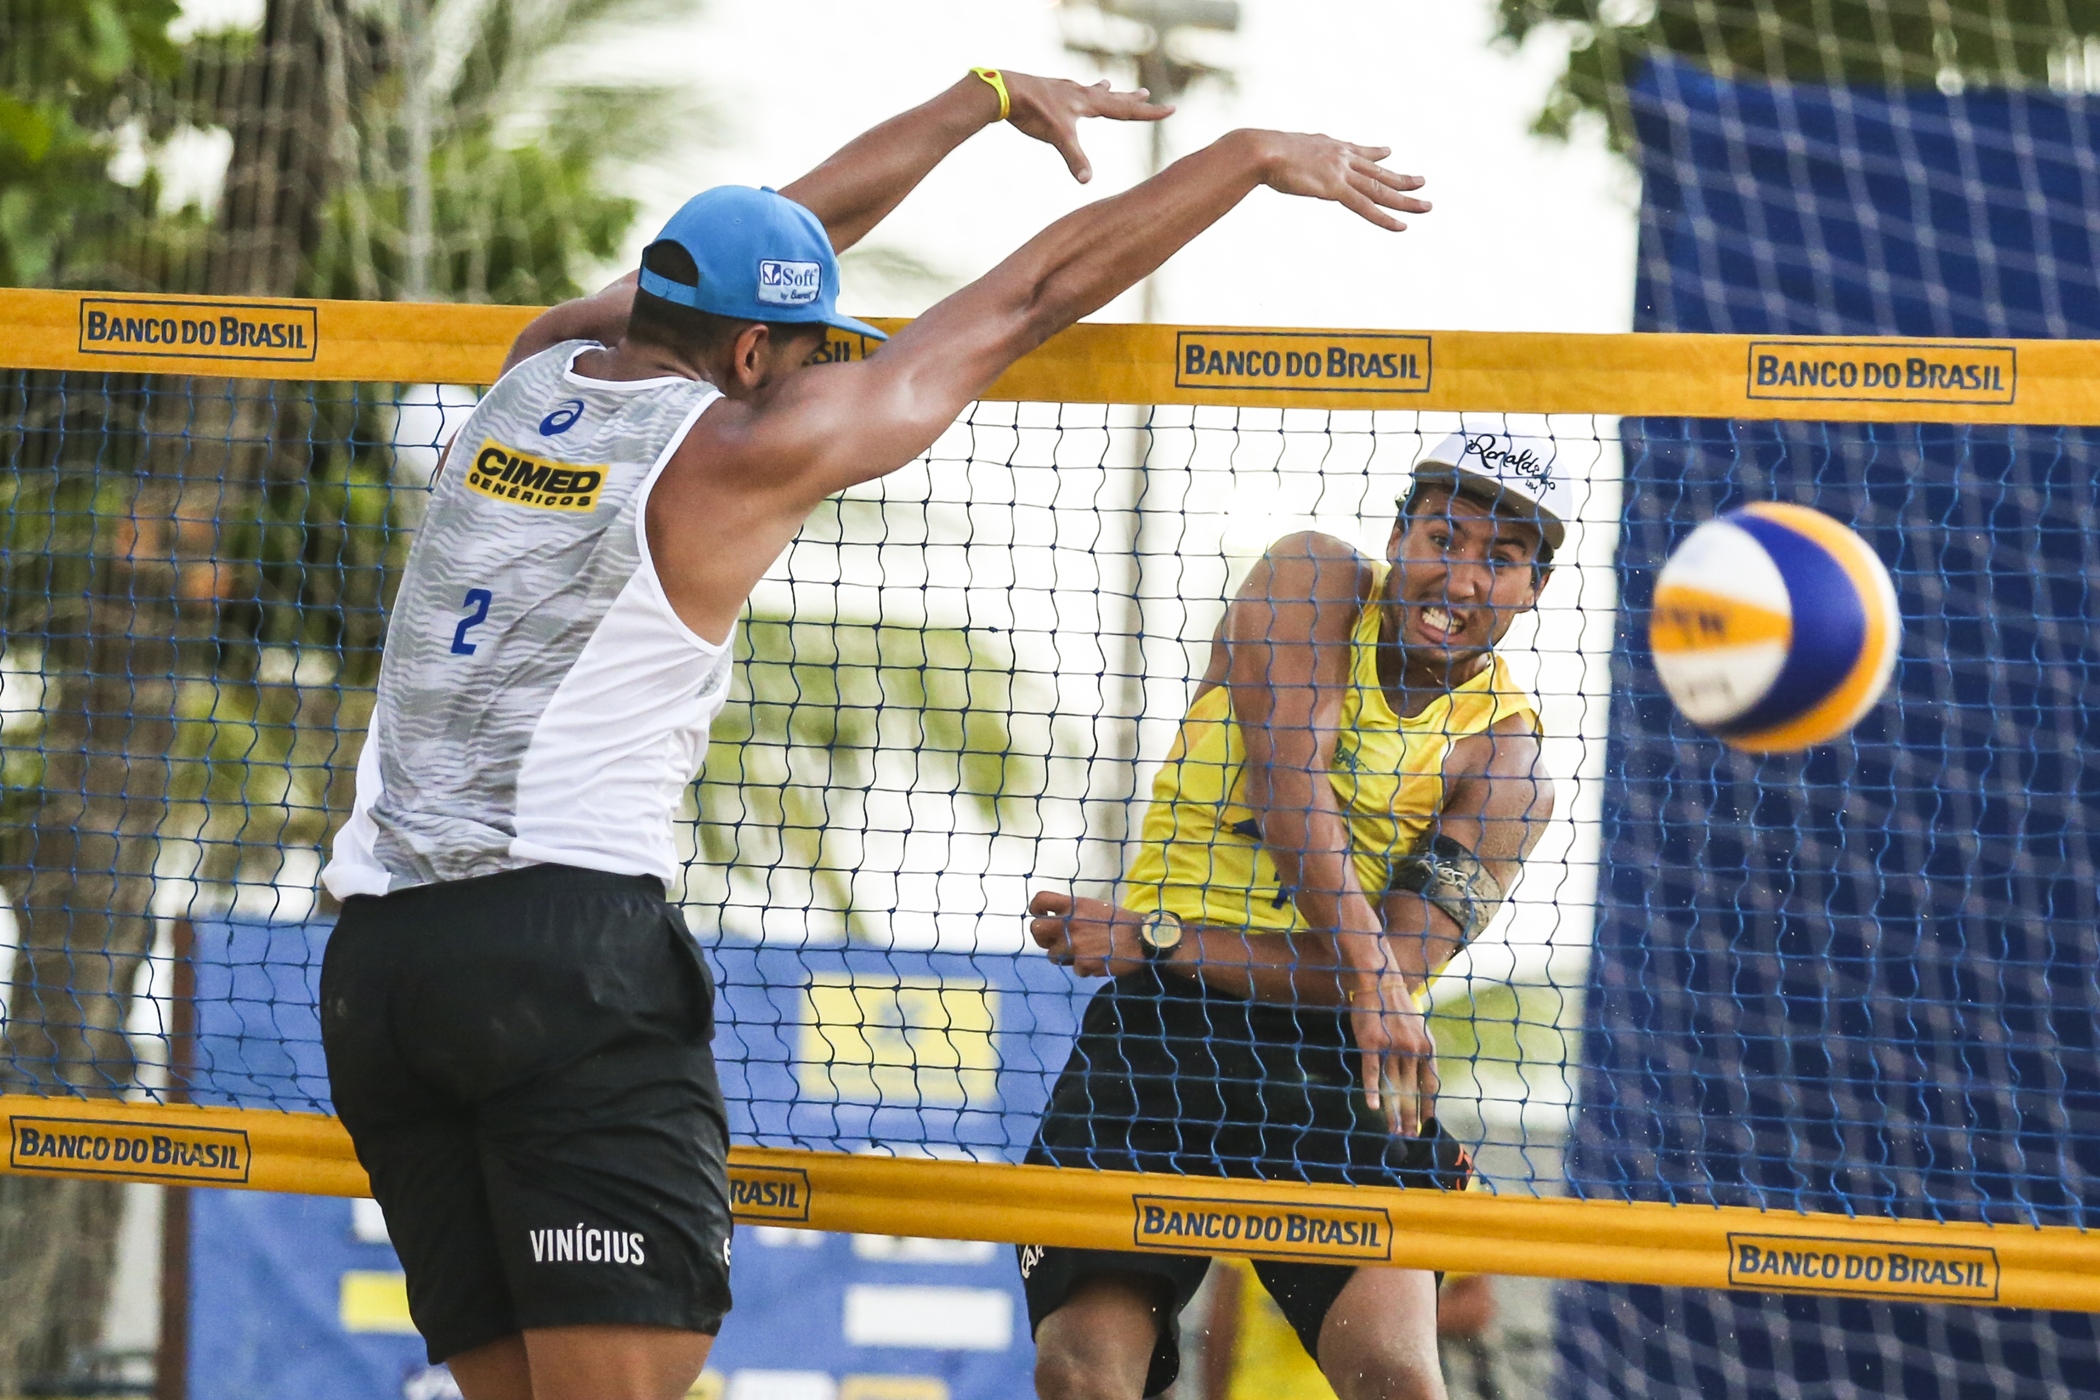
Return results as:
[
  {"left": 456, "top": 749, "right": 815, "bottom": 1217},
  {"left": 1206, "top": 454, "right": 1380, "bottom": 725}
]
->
[
  {"left": 1018, "top": 965, "right": 1472, "bottom": 1397},
  {"left": 321, "top": 863, "right": 733, "bottom": 1363}
]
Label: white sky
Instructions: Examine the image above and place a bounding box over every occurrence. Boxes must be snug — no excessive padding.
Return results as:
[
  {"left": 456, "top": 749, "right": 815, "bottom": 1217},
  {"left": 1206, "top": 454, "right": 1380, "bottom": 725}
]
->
[{"left": 596, "top": 0, "right": 1638, "bottom": 330}]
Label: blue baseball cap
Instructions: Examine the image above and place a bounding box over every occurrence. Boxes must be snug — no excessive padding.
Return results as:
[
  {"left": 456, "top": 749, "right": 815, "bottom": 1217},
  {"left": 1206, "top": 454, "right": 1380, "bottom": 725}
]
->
[{"left": 638, "top": 185, "right": 886, "bottom": 341}]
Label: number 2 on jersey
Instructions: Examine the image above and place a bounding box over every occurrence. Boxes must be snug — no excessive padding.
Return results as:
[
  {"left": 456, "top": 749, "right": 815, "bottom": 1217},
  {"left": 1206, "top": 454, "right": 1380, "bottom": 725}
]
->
[{"left": 451, "top": 589, "right": 493, "bottom": 655}]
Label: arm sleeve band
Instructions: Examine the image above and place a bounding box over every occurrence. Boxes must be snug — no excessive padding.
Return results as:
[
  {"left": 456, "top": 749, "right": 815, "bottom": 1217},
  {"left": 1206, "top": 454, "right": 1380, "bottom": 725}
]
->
[{"left": 1389, "top": 833, "right": 1507, "bottom": 944}]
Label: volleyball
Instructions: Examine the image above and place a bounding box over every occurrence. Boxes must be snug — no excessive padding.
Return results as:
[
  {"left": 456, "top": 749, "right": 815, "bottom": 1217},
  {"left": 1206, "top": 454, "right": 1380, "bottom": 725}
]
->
[{"left": 1649, "top": 502, "right": 1901, "bottom": 752}]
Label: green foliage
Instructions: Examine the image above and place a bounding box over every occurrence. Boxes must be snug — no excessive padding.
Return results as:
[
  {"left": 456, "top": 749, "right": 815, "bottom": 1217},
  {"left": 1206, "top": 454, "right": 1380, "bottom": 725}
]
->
[
  {"left": 313, "top": 88, "right": 644, "bottom": 304},
  {"left": 216, "top": 386, "right": 414, "bottom": 680},
  {"left": 696, "top": 609, "right": 1049, "bottom": 941},
  {"left": 0, "top": 375, "right": 141, "bottom": 635},
  {"left": 0, "top": 369, "right": 155, "bottom": 871},
  {"left": 158, "top": 380, "right": 418, "bottom": 889},
  {"left": 1497, "top": 1, "right": 2100, "bottom": 145},
  {"left": 1426, "top": 975, "right": 1578, "bottom": 1100},
  {"left": 311, "top": 0, "right": 693, "bottom": 304},
  {"left": 3, "top": 0, "right": 698, "bottom": 301},
  {"left": 0, "top": 0, "right": 185, "bottom": 284}
]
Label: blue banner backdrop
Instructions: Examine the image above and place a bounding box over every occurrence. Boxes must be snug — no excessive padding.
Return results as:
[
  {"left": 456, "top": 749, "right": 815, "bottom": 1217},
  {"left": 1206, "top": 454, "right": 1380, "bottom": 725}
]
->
[
  {"left": 1556, "top": 57, "right": 2100, "bottom": 1398},
  {"left": 183, "top": 920, "right": 1080, "bottom": 1400}
]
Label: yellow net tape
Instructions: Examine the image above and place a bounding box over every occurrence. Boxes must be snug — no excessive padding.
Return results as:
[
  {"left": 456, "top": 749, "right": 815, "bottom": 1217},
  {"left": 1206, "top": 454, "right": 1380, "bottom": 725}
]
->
[
  {"left": 4, "top": 287, "right": 2095, "bottom": 423},
  {"left": 5, "top": 1096, "right": 2095, "bottom": 1311}
]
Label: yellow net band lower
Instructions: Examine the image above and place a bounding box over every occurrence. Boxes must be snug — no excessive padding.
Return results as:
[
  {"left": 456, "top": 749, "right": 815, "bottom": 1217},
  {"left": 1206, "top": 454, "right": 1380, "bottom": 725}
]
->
[{"left": 5, "top": 1096, "right": 2094, "bottom": 1312}]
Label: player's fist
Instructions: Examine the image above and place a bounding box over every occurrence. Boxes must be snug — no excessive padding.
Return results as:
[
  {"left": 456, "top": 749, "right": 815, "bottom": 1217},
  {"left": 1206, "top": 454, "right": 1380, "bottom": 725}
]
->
[
  {"left": 1027, "top": 889, "right": 1146, "bottom": 978},
  {"left": 999, "top": 73, "right": 1174, "bottom": 184},
  {"left": 1241, "top": 130, "right": 1431, "bottom": 231}
]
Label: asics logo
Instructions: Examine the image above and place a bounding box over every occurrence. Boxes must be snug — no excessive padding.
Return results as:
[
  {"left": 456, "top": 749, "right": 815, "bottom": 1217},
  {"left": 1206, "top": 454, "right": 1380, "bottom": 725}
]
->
[{"left": 539, "top": 399, "right": 585, "bottom": 435}]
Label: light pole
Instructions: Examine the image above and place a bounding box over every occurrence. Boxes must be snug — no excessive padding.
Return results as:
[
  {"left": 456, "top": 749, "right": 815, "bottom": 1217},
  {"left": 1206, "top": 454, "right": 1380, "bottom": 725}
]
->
[
  {"left": 1056, "top": 2, "right": 1241, "bottom": 891},
  {"left": 1058, "top": 0, "right": 1241, "bottom": 322},
  {"left": 401, "top": 0, "right": 435, "bottom": 301}
]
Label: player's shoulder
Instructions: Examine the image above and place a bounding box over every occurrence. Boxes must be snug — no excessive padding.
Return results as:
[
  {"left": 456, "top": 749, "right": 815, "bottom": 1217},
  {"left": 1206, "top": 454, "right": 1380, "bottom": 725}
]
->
[
  {"left": 1245, "top": 531, "right": 1380, "bottom": 601},
  {"left": 1260, "top": 529, "right": 1369, "bottom": 566}
]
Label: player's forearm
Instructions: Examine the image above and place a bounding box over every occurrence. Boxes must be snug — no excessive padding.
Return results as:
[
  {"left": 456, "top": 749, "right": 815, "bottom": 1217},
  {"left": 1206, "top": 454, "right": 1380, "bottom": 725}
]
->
[
  {"left": 1243, "top": 752, "right": 1389, "bottom": 986},
  {"left": 780, "top": 77, "right": 1000, "bottom": 253},
  {"left": 1161, "top": 924, "right": 1350, "bottom": 1007},
  {"left": 1002, "top": 129, "right": 1271, "bottom": 340},
  {"left": 1379, "top": 895, "right": 1456, "bottom": 987},
  {"left": 857, "top": 129, "right": 1272, "bottom": 432},
  {"left": 903, "top": 127, "right": 1269, "bottom": 372}
]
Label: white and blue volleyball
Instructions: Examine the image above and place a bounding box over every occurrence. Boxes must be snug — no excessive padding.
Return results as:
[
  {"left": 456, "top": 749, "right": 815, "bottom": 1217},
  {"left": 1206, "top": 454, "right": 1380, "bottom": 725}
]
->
[{"left": 1649, "top": 502, "right": 1900, "bottom": 752}]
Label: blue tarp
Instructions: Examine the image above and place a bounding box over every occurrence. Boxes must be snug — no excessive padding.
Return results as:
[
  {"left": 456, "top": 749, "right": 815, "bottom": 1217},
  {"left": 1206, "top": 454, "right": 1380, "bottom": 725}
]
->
[{"left": 1556, "top": 56, "right": 2100, "bottom": 1399}]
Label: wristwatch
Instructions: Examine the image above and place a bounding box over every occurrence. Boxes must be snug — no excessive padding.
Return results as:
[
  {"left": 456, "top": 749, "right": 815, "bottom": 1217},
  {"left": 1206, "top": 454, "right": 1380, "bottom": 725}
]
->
[{"left": 1138, "top": 909, "right": 1185, "bottom": 962}]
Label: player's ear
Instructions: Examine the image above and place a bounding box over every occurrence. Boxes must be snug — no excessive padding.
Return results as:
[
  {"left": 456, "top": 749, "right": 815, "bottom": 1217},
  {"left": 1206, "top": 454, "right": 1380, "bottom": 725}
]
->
[
  {"left": 730, "top": 323, "right": 772, "bottom": 392},
  {"left": 1386, "top": 516, "right": 1406, "bottom": 559},
  {"left": 1521, "top": 563, "right": 1552, "bottom": 610}
]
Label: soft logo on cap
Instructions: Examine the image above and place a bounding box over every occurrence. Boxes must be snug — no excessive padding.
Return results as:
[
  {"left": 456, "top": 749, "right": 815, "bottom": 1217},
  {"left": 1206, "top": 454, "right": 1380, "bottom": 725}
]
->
[
  {"left": 1462, "top": 433, "right": 1553, "bottom": 492},
  {"left": 757, "top": 259, "right": 822, "bottom": 307}
]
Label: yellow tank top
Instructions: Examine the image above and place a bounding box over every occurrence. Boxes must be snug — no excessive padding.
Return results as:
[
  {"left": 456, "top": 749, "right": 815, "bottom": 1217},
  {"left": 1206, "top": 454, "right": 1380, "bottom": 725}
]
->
[{"left": 1123, "top": 562, "right": 1537, "bottom": 940}]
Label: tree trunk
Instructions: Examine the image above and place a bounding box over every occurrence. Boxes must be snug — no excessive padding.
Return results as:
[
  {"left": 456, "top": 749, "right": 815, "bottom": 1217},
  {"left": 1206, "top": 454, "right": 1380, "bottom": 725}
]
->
[
  {"left": 0, "top": 2, "right": 360, "bottom": 1384},
  {"left": 0, "top": 461, "right": 202, "bottom": 1389},
  {"left": 210, "top": 0, "right": 346, "bottom": 300}
]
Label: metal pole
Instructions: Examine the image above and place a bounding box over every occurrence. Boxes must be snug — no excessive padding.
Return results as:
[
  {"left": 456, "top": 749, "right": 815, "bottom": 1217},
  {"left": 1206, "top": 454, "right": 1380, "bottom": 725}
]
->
[
  {"left": 403, "top": 0, "right": 434, "bottom": 300},
  {"left": 1059, "top": 1, "right": 1238, "bottom": 896},
  {"left": 1100, "top": 114, "right": 1168, "bottom": 876}
]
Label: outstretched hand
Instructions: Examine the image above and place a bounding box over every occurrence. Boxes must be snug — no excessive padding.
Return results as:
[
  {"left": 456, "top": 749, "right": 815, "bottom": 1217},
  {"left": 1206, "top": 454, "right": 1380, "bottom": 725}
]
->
[
  {"left": 1253, "top": 132, "right": 1431, "bottom": 231},
  {"left": 1002, "top": 73, "right": 1174, "bottom": 184}
]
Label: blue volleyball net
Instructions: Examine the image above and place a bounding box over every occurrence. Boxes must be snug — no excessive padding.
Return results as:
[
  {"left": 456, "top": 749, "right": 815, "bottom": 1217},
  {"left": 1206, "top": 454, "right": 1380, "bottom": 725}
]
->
[
  {"left": 0, "top": 366, "right": 1614, "bottom": 1172},
  {"left": 3, "top": 306, "right": 2099, "bottom": 1350},
  {"left": 1532, "top": 8, "right": 2100, "bottom": 1392}
]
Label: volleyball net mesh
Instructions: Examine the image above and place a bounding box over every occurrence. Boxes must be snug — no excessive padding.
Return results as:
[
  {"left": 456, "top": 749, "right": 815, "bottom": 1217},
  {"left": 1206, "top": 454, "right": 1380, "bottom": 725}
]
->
[
  {"left": 1539, "top": 8, "right": 2100, "bottom": 1387},
  {"left": 4, "top": 314, "right": 2099, "bottom": 1301},
  {"left": 0, "top": 363, "right": 1612, "bottom": 1160}
]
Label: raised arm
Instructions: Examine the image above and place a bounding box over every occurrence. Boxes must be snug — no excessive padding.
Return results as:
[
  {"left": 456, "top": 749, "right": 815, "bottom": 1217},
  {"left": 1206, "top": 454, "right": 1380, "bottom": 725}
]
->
[
  {"left": 495, "top": 72, "right": 1169, "bottom": 375},
  {"left": 497, "top": 271, "right": 639, "bottom": 375},
  {"left": 1226, "top": 536, "right": 1383, "bottom": 984},
  {"left": 713, "top": 128, "right": 1430, "bottom": 512},
  {"left": 781, "top": 71, "right": 1171, "bottom": 252}
]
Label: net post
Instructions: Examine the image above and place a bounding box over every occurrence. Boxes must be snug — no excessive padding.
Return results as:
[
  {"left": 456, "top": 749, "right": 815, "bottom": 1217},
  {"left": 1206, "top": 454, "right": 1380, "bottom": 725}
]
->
[{"left": 154, "top": 919, "right": 195, "bottom": 1400}]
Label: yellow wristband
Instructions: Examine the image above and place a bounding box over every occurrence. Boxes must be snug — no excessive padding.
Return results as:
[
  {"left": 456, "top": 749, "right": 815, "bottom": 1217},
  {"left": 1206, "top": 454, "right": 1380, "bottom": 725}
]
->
[{"left": 971, "top": 66, "right": 1011, "bottom": 122}]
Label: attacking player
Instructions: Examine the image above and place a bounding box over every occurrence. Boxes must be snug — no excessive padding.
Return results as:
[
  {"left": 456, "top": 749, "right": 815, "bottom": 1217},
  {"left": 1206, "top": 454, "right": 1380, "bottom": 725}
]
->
[
  {"left": 316, "top": 63, "right": 1431, "bottom": 1400},
  {"left": 1021, "top": 431, "right": 1566, "bottom": 1400}
]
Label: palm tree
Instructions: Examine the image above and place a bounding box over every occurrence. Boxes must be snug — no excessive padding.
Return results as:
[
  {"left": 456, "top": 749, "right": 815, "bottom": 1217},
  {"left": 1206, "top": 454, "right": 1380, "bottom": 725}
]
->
[{"left": 0, "top": 0, "right": 701, "bottom": 1385}]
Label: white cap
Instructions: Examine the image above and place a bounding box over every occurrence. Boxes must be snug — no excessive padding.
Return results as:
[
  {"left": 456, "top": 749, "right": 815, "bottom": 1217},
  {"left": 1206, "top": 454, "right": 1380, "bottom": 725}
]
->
[{"left": 1407, "top": 431, "right": 1572, "bottom": 552}]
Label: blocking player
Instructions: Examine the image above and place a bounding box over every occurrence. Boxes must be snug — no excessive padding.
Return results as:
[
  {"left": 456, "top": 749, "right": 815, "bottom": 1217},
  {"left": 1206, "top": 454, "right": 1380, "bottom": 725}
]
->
[
  {"left": 317, "top": 62, "right": 1432, "bottom": 1400},
  {"left": 1021, "top": 431, "right": 1566, "bottom": 1400}
]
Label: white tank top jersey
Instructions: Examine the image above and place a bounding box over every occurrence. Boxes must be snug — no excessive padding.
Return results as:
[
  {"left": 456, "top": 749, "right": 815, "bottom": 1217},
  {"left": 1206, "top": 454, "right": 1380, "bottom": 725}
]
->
[{"left": 322, "top": 341, "right": 733, "bottom": 897}]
